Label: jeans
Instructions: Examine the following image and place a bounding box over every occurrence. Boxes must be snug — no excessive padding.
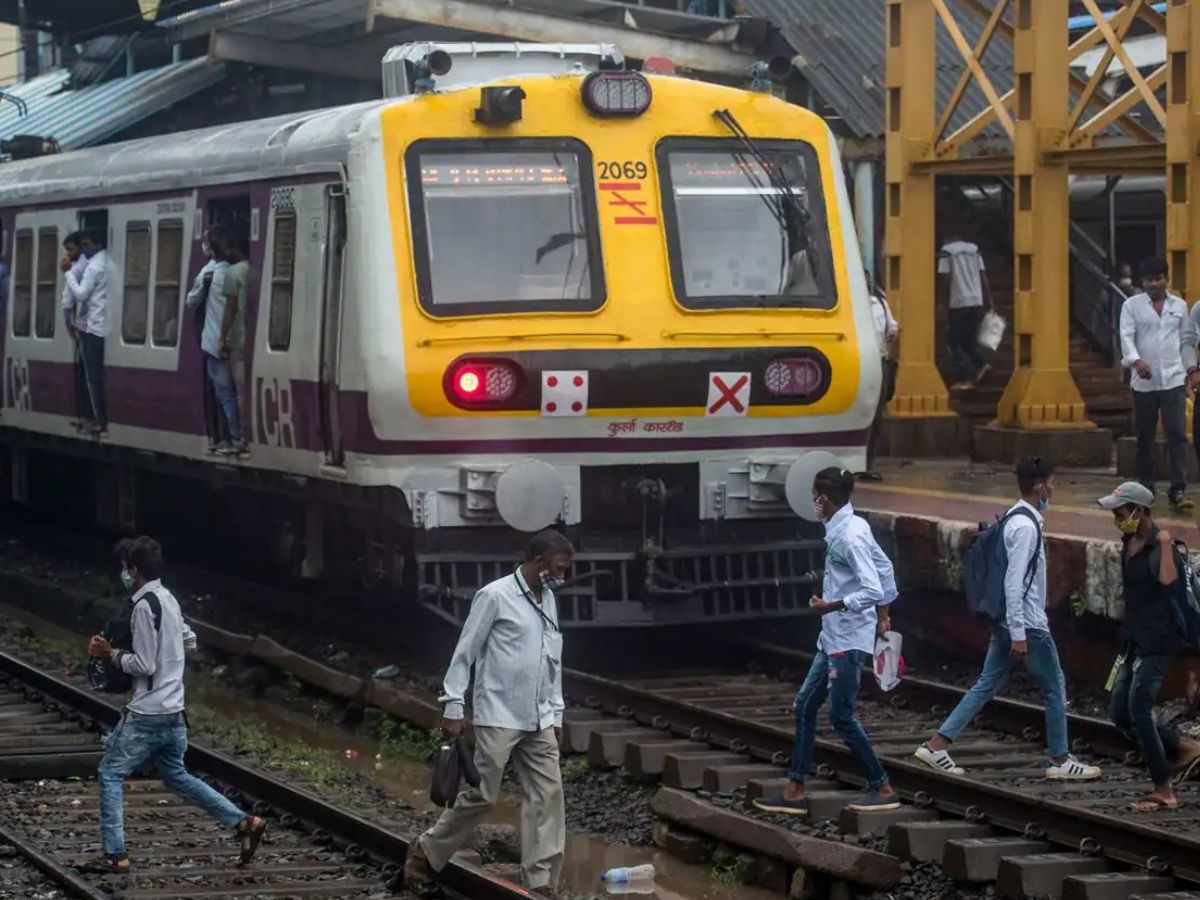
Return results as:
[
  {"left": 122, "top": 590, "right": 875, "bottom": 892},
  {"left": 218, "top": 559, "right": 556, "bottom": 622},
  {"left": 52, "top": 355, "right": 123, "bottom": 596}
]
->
[
  {"left": 937, "top": 627, "right": 1069, "bottom": 758},
  {"left": 205, "top": 353, "right": 243, "bottom": 442},
  {"left": 79, "top": 332, "right": 106, "bottom": 427},
  {"left": 1111, "top": 651, "right": 1179, "bottom": 786},
  {"left": 1133, "top": 386, "right": 1187, "bottom": 496},
  {"left": 99, "top": 711, "right": 245, "bottom": 857},
  {"left": 789, "top": 649, "right": 889, "bottom": 790},
  {"left": 948, "top": 306, "right": 987, "bottom": 383}
]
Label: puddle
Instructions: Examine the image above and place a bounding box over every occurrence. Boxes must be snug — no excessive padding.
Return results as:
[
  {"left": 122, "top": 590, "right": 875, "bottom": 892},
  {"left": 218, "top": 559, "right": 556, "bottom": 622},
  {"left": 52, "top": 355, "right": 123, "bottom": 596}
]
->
[{"left": 2, "top": 601, "right": 782, "bottom": 899}]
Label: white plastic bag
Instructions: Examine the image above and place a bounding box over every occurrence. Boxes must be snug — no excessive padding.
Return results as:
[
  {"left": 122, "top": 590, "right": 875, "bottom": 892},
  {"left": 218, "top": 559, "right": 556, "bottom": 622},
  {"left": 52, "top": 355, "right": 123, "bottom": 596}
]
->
[
  {"left": 978, "top": 309, "right": 1006, "bottom": 351},
  {"left": 873, "top": 631, "right": 905, "bottom": 692}
]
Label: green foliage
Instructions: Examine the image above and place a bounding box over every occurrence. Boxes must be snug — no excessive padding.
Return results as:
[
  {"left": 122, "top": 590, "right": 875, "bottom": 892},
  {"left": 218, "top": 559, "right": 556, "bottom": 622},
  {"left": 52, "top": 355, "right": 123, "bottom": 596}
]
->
[{"left": 376, "top": 717, "right": 441, "bottom": 761}]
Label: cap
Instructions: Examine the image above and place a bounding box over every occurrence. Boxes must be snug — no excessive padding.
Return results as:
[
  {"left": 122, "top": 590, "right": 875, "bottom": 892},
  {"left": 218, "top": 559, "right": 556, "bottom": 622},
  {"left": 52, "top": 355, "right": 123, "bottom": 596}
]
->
[{"left": 1096, "top": 482, "right": 1155, "bottom": 510}]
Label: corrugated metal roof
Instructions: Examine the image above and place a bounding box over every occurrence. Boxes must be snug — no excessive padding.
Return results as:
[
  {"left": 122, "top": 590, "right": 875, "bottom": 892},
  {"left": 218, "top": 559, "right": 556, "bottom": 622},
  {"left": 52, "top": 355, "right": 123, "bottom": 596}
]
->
[
  {"left": 738, "top": 0, "right": 1014, "bottom": 139},
  {"left": 0, "top": 58, "right": 226, "bottom": 152}
]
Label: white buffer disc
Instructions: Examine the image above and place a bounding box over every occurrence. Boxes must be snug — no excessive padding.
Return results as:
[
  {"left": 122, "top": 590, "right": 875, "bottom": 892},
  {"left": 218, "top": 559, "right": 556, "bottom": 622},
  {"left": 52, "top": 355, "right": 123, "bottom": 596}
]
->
[
  {"left": 495, "top": 460, "right": 565, "bottom": 532},
  {"left": 784, "top": 451, "right": 844, "bottom": 522}
]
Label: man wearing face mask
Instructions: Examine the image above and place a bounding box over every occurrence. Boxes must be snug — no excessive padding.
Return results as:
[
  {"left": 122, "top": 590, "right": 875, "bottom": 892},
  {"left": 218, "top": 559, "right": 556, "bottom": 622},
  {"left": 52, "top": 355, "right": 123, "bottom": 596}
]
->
[
  {"left": 914, "top": 457, "right": 1101, "bottom": 780},
  {"left": 1098, "top": 482, "right": 1200, "bottom": 811},
  {"left": 1115, "top": 261, "right": 1136, "bottom": 298},
  {"left": 1119, "top": 257, "right": 1197, "bottom": 510},
  {"left": 755, "top": 468, "right": 898, "bottom": 815},
  {"left": 405, "top": 529, "right": 570, "bottom": 898}
]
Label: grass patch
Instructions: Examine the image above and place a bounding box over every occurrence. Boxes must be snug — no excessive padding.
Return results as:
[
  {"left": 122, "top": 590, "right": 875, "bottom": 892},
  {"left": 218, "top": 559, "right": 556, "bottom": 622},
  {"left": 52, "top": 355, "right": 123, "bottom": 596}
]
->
[{"left": 376, "top": 717, "right": 441, "bottom": 761}]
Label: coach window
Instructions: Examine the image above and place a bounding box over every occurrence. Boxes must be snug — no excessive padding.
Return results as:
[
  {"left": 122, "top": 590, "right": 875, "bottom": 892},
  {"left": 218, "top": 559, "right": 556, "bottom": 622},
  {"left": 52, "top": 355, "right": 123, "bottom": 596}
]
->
[
  {"left": 12, "top": 230, "right": 32, "bottom": 337},
  {"left": 122, "top": 222, "right": 151, "bottom": 345},
  {"left": 152, "top": 219, "right": 183, "bottom": 346},
  {"left": 268, "top": 211, "right": 296, "bottom": 351},
  {"left": 405, "top": 139, "right": 605, "bottom": 317},
  {"left": 34, "top": 227, "right": 57, "bottom": 338},
  {"left": 656, "top": 139, "right": 836, "bottom": 310}
]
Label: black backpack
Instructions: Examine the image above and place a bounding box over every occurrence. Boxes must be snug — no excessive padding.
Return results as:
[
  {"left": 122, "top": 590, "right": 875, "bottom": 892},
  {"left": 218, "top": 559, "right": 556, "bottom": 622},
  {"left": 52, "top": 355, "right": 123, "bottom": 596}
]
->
[
  {"left": 87, "top": 592, "right": 162, "bottom": 694},
  {"left": 1148, "top": 539, "right": 1200, "bottom": 650},
  {"left": 963, "top": 507, "right": 1041, "bottom": 624}
]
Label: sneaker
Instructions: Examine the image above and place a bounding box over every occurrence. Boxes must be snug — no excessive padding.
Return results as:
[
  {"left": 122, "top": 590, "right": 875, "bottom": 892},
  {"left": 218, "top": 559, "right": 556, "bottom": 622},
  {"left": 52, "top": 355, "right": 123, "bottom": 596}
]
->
[
  {"left": 1045, "top": 755, "right": 1101, "bottom": 780},
  {"left": 751, "top": 793, "right": 810, "bottom": 815},
  {"left": 950, "top": 381, "right": 975, "bottom": 392},
  {"left": 403, "top": 840, "right": 440, "bottom": 896},
  {"left": 1170, "top": 492, "right": 1195, "bottom": 511},
  {"left": 914, "top": 743, "right": 965, "bottom": 775},
  {"left": 847, "top": 789, "right": 901, "bottom": 811}
]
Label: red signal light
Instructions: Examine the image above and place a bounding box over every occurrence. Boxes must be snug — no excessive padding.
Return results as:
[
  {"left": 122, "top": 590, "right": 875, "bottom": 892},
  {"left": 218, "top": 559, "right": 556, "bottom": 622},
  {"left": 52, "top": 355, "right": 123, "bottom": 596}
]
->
[
  {"left": 446, "top": 360, "right": 522, "bottom": 407},
  {"left": 456, "top": 369, "right": 482, "bottom": 396}
]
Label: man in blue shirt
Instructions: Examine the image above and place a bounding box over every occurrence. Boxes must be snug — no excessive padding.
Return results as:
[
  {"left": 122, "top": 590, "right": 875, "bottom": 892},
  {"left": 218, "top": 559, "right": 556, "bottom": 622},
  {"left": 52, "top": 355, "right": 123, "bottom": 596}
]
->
[{"left": 754, "top": 467, "right": 898, "bottom": 814}]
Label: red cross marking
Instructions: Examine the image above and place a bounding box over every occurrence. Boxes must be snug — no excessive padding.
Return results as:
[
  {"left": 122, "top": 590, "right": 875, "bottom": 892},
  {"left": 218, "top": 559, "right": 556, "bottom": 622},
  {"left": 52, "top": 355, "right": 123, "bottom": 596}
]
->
[{"left": 708, "top": 374, "right": 749, "bottom": 415}]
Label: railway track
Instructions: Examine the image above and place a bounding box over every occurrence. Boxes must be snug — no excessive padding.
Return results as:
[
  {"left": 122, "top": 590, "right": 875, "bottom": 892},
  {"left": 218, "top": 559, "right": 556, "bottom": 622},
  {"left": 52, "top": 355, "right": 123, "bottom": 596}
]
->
[
  {"left": 562, "top": 652, "right": 1200, "bottom": 896},
  {"left": 0, "top": 650, "right": 531, "bottom": 900}
]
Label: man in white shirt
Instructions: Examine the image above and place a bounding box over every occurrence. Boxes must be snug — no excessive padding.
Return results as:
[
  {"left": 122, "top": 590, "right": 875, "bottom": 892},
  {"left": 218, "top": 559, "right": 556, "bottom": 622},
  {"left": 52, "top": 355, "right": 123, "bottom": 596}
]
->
[
  {"left": 62, "top": 229, "right": 110, "bottom": 435},
  {"left": 85, "top": 537, "right": 266, "bottom": 874},
  {"left": 405, "top": 530, "right": 570, "bottom": 898},
  {"left": 753, "top": 468, "right": 898, "bottom": 815},
  {"left": 59, "top": 232, "right": 90, "bottom": 429},
  {"left": 863, "top": 272, "right": 899, "bottom": 481},
  {"left": 1119, "top": 257, "right": 1198, "bottom": 511},
  {"left": 185, "top": 227, "right": 228, "bottom": 451},
  {"left": 937, "top": 236, "right": 991, "bottom": 391},
  {"left": 913, "top": 458, "right": 1101, "bottom": 781}
]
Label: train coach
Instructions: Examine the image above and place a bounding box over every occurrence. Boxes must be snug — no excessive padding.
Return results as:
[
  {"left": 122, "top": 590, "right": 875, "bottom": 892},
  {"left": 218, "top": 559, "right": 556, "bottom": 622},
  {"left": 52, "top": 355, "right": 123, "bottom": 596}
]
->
[{"left": 0, "top": 43, "right": 881, "bottom": 628}]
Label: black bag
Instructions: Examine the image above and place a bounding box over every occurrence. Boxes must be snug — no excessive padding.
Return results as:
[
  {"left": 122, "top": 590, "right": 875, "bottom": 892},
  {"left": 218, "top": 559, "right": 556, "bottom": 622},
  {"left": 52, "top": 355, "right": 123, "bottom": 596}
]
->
[
  {"left": 87, "top": 592, "right": 162, "bottom": 694},
  {"left": 429, "top": 736, "right": 481, "bottom": 808},
  {"left": 881, "top": 358, "right": 899, "bottom": 403}
]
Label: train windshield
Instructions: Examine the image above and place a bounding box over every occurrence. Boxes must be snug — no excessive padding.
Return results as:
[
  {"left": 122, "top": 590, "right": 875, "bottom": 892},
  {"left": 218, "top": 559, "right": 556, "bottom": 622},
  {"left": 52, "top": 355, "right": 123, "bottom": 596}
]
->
[
  {"left": 657, "top": 140, "right": 836, "bottom": 310},
  {"left": 406, "top": 141, "right": 604, "bottom": 317}
]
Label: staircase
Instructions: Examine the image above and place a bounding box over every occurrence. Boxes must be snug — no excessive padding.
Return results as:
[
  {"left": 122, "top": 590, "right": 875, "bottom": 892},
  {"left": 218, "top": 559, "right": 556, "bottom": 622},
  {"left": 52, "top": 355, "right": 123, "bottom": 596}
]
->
[{"left": 934, "top": 179, "right": 1132, "bottom": 438}]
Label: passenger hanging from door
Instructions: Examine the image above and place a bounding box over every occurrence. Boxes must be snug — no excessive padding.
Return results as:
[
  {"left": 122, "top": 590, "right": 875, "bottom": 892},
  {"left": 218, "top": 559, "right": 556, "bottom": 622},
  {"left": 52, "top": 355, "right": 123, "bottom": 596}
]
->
[
  {"left": 185, "top": 227, "right": 229, "bottom": 453},
  {"left": 187, "top": 228, "right": 246, "bottom": 458},
  {"left": 59, "top": 231, "right": 90, "bottom": 430},
  {"left": 220, "top": 231, "right": 250, "bottom": 458},
  {"left": 63, "top": 229, "right": 111, "bottom": 436}
]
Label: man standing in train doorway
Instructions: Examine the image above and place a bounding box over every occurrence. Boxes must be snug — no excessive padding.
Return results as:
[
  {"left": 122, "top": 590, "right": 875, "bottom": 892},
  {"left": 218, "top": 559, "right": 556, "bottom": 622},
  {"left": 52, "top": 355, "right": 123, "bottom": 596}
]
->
[
  {"left": 404, "top": 529, "right": 570, "bottom": 899},
  {"left": 62, "top": 229, "right": 110, "bottom": 435},
  {"left": 60, "top": 232, "right": 90, "bottom": 429}
]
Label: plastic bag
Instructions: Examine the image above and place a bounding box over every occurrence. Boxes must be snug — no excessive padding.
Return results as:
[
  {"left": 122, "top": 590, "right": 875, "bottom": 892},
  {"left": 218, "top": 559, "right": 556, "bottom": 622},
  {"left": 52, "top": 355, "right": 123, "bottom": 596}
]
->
[
  {"left": 978, "top": 310, "right": 1006, "bottom": 351},
  {"left": 429, "top": 736, "right": 480, "bottom": 808},
  {"left": 873, "top": 631, "right": 905, "bottom": 692}
]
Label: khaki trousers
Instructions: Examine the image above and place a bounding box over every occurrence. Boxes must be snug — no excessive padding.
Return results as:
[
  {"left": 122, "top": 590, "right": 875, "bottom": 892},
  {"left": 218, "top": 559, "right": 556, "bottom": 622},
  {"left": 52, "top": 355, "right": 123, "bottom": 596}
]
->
[{"left": 419, "top": 725, "right": 564, "bottom": 889}]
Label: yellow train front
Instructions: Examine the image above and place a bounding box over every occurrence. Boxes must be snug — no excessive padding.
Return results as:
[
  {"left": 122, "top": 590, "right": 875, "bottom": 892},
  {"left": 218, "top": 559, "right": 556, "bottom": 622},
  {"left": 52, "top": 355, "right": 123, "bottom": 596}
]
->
[{"left": 359, "top": 46, "right": 881, "bottom": 626}]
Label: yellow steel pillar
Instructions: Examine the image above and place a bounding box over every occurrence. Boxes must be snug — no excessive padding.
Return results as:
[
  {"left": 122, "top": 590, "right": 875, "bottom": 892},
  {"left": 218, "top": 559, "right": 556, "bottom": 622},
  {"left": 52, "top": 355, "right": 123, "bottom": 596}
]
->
[
  {"left": 884, "top": 0, "right": 953, "bottom": 420},
  {"left": 1167, "top": 0, "right": 1200, "bottom": 301},
  {"left": 994, "top": 0, "right": 1092, "bottom": 430}
]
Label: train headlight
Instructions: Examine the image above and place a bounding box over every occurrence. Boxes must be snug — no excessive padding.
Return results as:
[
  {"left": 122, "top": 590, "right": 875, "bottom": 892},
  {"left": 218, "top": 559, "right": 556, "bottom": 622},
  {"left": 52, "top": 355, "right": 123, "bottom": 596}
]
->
[
  {"left": 446, "top": 359, "right": 523, "bottom": 407},
  {"left": 764, "top": 357, "right": 824, "bottom": 398},
  {"left": 581, "top": 71, "right": 651, "bottom": 117}
]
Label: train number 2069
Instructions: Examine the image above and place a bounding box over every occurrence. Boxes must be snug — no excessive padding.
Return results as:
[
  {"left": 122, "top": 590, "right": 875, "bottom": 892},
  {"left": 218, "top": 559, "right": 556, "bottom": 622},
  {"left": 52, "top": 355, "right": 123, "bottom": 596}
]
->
[{"left": 598, "top": 161, "right": 648, "bottom": 180}]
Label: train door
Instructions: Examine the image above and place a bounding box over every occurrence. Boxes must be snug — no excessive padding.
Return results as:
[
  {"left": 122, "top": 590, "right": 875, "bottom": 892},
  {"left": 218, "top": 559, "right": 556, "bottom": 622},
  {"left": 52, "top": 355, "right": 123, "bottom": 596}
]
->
[{"left": 318, "top": 187, "right": 346, "bottom": 467}]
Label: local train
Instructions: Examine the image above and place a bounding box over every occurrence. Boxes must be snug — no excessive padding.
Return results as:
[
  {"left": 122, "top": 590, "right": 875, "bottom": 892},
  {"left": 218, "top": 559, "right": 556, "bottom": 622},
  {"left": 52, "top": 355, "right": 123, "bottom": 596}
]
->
[{"left": 0, "top": 43, "right": 880, "bottom": 628}]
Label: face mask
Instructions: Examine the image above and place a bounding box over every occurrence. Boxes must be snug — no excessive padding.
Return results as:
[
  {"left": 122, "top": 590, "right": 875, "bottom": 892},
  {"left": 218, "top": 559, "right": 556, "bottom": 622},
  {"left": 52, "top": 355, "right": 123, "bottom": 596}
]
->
[
  {"left": 812, "top": 495, "right": 828, "bottom": 523},
  {"left": 1118, "top": 512, "right": 1141, "bottom": 535},
  {"left": 540, "top": 570, "right": 565, "bottom": 593},
  {"left": 202, "top": 241, "right": 212, "bottom": 258},
  {"left": 1118, "top": 278, "right": 1132, "bottom": 288},
  {"left": 1036, "top": 486, "right": 1050, "bottom": 513},
  {"left": 120, "top": 569, "right": 134, "bottom": 590}
]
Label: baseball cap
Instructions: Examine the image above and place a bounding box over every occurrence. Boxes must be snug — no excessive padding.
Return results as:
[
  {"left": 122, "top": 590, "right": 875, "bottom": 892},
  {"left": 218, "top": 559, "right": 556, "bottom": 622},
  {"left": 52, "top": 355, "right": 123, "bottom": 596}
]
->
[{"left": 1096, "top": 482, "right": 1155, "bottom": 510}]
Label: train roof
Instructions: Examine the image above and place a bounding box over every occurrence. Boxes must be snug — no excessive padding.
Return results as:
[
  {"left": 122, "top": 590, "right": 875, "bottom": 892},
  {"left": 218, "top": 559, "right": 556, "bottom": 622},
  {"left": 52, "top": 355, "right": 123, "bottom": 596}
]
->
[{"left": 0, "top": 98, "right": 393, "bottom": 206}]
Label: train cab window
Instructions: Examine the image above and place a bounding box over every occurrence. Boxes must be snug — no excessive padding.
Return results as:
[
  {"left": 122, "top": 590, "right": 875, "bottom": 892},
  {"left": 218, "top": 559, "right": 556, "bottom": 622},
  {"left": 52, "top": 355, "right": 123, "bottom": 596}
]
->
[
  {"left": 34, "top": 227, "right": 57, "bottom": 338},
  {"left": 122, "top": 222, "right": 151, "bottom": 345},
  {"left": 152, "top": 219, "right": 183, "bottom": 346},
  {"left": 268, "top": 211, "right": 296, "bottom": 351},
  {"left": 405, "top": 140, "right": 604, "bottom": 316},
  {"left": 12, "top": 230, "right": 32, "bottom": 337},
  {"left": 656, "top": 139, "right": 836, "bottom": 310}
]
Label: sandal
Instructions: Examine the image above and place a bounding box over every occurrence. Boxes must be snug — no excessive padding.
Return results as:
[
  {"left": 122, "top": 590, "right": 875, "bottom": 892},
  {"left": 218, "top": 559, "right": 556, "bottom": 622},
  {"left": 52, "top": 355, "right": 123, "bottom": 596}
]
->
[
  {"left": 78, "top": 855, "right": 131, "bottom": 875},
  {"left": 1129, "top": 795, "right": 1179, "bottom": 813},
  {"left": 236, "top": 815, "right": 267, "bottom": 864}
]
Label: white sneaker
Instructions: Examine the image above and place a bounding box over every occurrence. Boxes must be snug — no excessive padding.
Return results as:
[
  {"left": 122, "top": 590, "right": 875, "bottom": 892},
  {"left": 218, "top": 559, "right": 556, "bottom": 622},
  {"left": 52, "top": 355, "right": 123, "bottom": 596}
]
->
[
  {"left": 914, "top": 744, "right": 965, "bottom": 775},
  {"left": 1045, "top": 755, "right": 1102, "bottom": 780}
]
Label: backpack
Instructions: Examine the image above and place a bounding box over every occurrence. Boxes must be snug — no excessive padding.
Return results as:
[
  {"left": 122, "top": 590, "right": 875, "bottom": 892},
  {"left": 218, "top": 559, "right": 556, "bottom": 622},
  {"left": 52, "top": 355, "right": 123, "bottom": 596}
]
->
[
  {"left": 87, "top": 592, "right": 162, "bottom": 694},
  {"left": 1148, "top": 539, "right": 1200, "bottom": 650},
  {"left": 963, "top": 507, "right": 1041, "bottom": 625}
]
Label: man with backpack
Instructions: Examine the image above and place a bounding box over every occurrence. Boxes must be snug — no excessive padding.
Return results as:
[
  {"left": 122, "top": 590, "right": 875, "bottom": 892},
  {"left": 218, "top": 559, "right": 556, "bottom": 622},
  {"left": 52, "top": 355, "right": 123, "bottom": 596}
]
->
[
  {"left": 913, "top": 458, "right": 1101, "bottom": 781},
  {"left": 1098, "top": 482, "right": 1200, "bottom": 811},
  {"left": 84, "top": 537, "right": 267, "bottom": 874}
]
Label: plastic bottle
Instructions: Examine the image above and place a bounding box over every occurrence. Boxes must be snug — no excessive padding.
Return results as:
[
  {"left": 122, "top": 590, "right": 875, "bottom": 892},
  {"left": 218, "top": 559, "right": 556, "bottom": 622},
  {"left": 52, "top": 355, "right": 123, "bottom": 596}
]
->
[{"left": 600, "top": 864, "right": 655, "bottom": 883}]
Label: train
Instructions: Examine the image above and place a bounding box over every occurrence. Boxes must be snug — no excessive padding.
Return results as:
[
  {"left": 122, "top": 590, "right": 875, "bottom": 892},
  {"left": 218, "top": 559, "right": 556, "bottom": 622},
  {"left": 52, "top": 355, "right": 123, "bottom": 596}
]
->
[{"left": 0, "top": 43, "right": 880, "bottom": 628}]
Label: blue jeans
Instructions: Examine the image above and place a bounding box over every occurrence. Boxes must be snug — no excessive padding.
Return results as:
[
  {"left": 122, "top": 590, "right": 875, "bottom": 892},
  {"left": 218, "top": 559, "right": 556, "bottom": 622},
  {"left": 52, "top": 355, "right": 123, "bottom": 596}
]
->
[
  {"left": 1111, "top": 651, "right": 1179, "bottom": 786},
  {"left": 205, "top": 353, "right": 242, "bottom": 442},
  {"left": 937, "top": 626, "right": 1068, "bottom": 758},
  {"left": 789, "top": 649, "right": 889, "bottom": 790},
  {"left": 99, "top": 711, "right": 245, "bottom": 857}
]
